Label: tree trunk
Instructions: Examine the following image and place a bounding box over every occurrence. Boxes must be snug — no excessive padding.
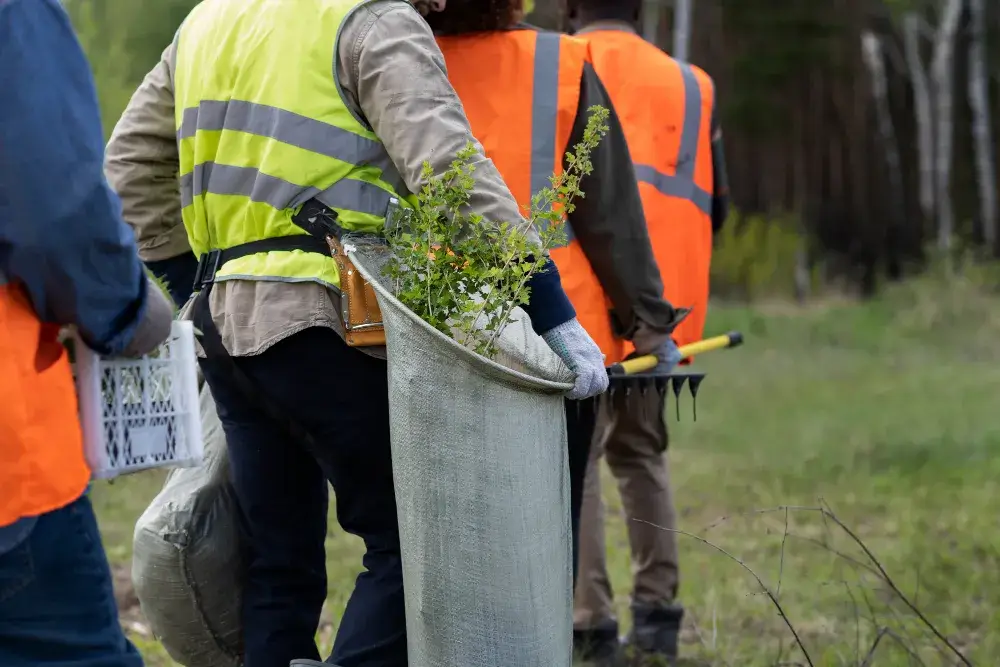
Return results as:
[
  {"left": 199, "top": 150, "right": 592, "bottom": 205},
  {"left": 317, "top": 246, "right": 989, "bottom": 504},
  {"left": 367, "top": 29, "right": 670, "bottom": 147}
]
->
[
  {"left": 930, "top": 0, "right": 964, "bottom": 252},
  {"left": 967, "top": 0, "right": 998, "bottom": 253},
  {"left": 903, "top": 13, "right": 935, "bottom": 229},
  {"left": 861, "top": 31, "right": 906, "bottom": 230},
  {"left": 642, "top": 0, "right": 663, "bottom": 45},
  {"left": 673, "top": 0, "right": 692, "bottom": 61}
]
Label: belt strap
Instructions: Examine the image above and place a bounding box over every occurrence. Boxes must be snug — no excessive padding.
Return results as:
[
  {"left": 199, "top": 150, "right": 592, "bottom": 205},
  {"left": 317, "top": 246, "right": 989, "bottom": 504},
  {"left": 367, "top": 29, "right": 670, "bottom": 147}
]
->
[{"left": 192, "top": 235, "right": 331, "bottom": 292}]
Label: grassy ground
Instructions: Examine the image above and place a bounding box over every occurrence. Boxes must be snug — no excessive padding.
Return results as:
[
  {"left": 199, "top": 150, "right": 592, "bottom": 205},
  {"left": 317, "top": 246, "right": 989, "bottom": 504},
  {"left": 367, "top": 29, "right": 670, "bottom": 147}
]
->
[{"left": 92, "top": 272, "right": 1000, "bottom": 666}]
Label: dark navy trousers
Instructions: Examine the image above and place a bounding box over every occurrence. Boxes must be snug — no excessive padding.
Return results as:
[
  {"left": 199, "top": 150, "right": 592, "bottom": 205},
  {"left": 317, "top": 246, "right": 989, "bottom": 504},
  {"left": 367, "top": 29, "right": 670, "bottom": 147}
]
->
[
  {"left": 200, "top": 327, "right": 406, "bottom": 667},
  {"left": 566, "top": 397, "right": 597, "bottom": 588}
]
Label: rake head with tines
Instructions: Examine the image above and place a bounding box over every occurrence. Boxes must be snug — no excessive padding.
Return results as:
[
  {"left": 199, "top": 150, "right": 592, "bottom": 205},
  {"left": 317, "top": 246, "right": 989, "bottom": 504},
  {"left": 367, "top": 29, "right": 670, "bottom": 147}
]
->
[
  {"left": 601, "top": 331, "right": 743, "bottom": 420},
  {"left": 602, "top": 369, "right": 706, "bottom": 420}
]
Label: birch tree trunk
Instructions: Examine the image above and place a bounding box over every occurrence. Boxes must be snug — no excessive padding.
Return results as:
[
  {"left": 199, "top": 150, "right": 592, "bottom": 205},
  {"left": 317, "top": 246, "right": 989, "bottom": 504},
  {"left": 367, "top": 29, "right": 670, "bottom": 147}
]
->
[
  {"left": 861, "top": 31, "right": 906, "bottom": 228},
  {"left": 673, "top": 0, "right": 692, "bottom": 61},
  {"left": 967, "top": 0, "right": 998, "bottom": 252},
  {"left": 642, "top": 0, "right": 662, "bottom": 45},
  {"left": 930, "top": 0, "right": 964, "bottom": 252},
  {"left": 903, "top": 13, "right": 935, "bottom": 227}
]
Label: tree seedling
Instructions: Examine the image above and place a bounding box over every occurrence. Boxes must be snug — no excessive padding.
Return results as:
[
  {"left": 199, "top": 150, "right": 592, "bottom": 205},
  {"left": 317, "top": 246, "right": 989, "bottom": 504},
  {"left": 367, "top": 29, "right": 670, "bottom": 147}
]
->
[{"left": 383, "top": 106, "right": 610, "bottom": 360}]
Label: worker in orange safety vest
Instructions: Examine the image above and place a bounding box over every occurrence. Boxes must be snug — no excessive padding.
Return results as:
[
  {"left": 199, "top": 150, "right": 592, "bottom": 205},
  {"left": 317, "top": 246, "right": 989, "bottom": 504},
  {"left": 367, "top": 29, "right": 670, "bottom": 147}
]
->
[
  {"left": 427, "top": 0, "right": 689, "bottom": 591},
  {"left": 0, "top": 2, "right": 174, "bottom": 665},
  {"left": 567, "top": 0, "right": 732, "bottom": 664}
]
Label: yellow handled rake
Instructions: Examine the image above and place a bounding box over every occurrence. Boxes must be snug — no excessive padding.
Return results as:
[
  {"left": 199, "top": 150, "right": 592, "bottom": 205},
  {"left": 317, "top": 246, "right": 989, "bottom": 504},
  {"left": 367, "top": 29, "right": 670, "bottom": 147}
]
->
[{"left": 602, "top": 331, "right": 744, "bottom": 419}]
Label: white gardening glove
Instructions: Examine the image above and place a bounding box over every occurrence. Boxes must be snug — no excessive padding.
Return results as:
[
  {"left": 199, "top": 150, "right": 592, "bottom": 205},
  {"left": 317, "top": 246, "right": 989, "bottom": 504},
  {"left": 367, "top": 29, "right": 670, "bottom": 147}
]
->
[{"left": 542, "top": 319, "right": 609, "bottom": 400}]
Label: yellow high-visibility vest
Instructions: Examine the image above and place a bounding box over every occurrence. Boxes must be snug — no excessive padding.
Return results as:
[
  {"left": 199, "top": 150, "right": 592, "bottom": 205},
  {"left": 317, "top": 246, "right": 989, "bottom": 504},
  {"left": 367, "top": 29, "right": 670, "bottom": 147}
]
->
[{"left": 174, "top": 0, "right": 413, "bottom": 289}]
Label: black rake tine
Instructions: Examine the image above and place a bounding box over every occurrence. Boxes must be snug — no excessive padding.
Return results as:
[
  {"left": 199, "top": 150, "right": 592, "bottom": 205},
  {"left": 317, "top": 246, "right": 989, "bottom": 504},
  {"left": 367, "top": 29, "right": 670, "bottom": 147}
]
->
[
  {"left": 689, "top": 375, "right": 705, "bottom": 422},
  {"left": 671, "top": 376, "right": 686, "bottom": 420}
]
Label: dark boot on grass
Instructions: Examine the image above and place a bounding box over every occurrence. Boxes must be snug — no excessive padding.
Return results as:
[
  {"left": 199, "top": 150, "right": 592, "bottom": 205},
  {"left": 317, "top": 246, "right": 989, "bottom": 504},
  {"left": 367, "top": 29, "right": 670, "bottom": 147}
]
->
[
  {"left": 574, "top": 618, "right": 623, "bottom": 666},
  {"left": 622, "top": 602, "right": 683, "bottom": 665}
]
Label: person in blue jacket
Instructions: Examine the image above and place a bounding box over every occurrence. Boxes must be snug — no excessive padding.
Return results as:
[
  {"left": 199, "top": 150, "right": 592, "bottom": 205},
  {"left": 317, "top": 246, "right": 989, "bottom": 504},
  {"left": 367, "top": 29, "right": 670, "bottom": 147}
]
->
[{"left": 0, "top": 1, "right": 174, "bottom": 665}]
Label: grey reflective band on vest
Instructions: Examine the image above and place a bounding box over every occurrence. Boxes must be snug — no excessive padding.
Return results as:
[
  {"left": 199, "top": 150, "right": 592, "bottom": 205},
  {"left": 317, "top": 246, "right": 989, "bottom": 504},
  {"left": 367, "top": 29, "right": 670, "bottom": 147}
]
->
[
  {"left": 633, "top": 62, "right": 711, "bottom": 215},
  {"left": 177, "top": 99, "right": 408, "bottom": 196},
  {"left": 633, "top": 164, "right": 711, "bottom": 214},
  {"left": 675, "top": 63, "right": 701, "bottom": 181},
  {"left": 530, "top": 32, "right": 576, "bottom": 246},
  {"left": 179, "top": 161, "right": 395, "bottom": 216},
  {"left": 530, "top": 33, "right": 562, "bottom": 200}
]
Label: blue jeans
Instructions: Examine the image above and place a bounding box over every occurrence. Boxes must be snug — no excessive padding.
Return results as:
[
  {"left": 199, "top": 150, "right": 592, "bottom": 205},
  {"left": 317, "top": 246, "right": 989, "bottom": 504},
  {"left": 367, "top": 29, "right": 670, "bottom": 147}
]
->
[
  {"left": 199, "top": 327, "right": 406, "bottom": 667},
  {"left": 0, "top": 494, "right": 143, "bottom": 667}
]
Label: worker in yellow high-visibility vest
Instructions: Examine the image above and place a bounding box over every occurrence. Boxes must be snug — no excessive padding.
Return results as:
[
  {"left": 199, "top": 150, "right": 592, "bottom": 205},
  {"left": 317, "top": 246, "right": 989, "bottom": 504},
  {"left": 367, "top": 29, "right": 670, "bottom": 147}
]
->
[{"left": 104, "top": 1, "right": 611, "bottom": 666}]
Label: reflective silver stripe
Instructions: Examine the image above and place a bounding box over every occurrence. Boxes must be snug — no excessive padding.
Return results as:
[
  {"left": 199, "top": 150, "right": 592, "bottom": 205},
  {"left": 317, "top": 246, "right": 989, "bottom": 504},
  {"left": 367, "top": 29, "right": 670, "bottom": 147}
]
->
[
  {"left": 692, "top": 184, "right": 712, "bottom": 214},
  {"left": 531, "top": 32, "right": 571, "bottom": 245},
  {"left": 675, "top": 63, "right": 702, "bottom": 181},
  {"left": 214, "top": 273, "right": 340, "bottom": 292},
  {"left": 530, "top": 32, "right": 561, "bottom": 199},
  {"left": 633, "top": 62, "right": 711, "bottom": 215},
  {"left": 177, "top": 100, "right": 407, "bottom": 194},
  {"left": 633, "top": 164, "right": 712, "bottom": 215},
  {"left": 179, "top": 161, "right": 393, "bottom": 216},
  {"left": 313, "top": 177, "right": 395, "bottom": 217}
]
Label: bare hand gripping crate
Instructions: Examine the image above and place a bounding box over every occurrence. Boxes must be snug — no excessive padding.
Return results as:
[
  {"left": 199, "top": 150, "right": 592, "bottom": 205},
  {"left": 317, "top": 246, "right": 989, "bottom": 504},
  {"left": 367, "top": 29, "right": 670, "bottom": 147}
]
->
[{"left": 74, "top": 320, "right": 203, "bottom": 479}]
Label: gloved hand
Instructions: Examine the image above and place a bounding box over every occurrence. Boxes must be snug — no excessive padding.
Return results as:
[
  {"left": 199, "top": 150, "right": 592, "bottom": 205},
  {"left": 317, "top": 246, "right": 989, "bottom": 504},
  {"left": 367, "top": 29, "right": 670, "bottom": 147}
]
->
[
  {"left": 542, "top": 318, "right": 609, "bottom": 400},
  {"left": 632, "top": 323, "right": 682, "bottom": 374},
  {"left": 646, "top": 337, "right": 682, "bottom": 374},
  {"left": 120, "top": 277, "right": 174, "bottom": 358}
]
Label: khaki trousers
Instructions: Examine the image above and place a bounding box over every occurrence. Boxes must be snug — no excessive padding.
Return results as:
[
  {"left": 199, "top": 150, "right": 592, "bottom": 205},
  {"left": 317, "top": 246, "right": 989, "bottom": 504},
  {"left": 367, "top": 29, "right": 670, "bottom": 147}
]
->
[{"left": 573, "top": 390, "right": 679, "bottom": 630}]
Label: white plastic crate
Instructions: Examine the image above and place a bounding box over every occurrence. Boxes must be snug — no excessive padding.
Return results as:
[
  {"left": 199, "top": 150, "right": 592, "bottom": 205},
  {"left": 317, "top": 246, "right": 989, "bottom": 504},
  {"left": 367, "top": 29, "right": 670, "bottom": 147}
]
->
[{"left": 73, "top": 320, "right": 204, "bottom": 480}]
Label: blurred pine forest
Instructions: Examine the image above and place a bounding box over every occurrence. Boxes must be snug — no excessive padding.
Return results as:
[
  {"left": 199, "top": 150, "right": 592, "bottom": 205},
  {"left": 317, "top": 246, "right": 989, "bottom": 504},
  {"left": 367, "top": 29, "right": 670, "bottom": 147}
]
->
[{"left": 70, "top": 0, "right": 1000, "bottom": 298}]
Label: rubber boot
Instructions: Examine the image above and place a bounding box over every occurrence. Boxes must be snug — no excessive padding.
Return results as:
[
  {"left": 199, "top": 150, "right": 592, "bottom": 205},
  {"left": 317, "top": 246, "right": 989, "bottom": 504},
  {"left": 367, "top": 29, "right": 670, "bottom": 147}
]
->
[
  {"left": 574, "top": 618, "right": 622, "bottom": 666},
  {"left": 623, "top": 602, "right": 683, "bottom": 665}
]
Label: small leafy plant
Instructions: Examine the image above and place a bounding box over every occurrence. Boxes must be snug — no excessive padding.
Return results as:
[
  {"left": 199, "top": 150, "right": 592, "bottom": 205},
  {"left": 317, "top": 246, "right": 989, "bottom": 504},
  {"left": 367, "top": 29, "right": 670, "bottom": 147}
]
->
[{"left": 383, "top": 105, "right": 610, "bottom": 358}]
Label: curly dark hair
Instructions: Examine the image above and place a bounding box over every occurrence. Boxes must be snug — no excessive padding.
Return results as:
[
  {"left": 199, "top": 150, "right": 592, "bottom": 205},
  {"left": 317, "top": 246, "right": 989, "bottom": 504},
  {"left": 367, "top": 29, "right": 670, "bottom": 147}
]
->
[{"left": 424, "top": 0, "right": 522, "bottom": 35}]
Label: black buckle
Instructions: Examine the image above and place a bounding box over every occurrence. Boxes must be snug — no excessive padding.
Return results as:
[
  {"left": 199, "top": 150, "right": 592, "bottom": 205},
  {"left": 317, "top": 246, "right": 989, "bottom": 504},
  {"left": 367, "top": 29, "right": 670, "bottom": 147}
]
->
[
  {"left": 292, "top": 200, "right": 342, "bottom": 241},
  {"left": 193, "top": 249, "right": 223, "bottom": 292}
]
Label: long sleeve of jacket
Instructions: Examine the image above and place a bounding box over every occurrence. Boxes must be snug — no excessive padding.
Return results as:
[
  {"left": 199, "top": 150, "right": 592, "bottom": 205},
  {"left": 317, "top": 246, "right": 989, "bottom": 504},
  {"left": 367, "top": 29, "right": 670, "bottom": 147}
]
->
[
  {"left": 103, "top": 39, "right": 197, "bottom": 306},
  {"left": 347, "top": 2, "right": 573, "bottom": 332},
  {"left": 0, "top": 0, "right": 149, "bottom": 356},
  {"left": 104, "top": 41, "right": 189, "bottom": 263},
  {"left": 710, "top": 101, "right": 730, "bottom": 234},
  {"left": 566, "top": 64, "right": 681, "bottom": 342}
]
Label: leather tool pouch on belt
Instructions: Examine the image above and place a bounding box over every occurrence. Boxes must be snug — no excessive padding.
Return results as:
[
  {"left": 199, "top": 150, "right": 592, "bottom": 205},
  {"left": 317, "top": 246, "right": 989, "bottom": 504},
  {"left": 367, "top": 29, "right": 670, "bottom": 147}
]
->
[
  {"left": 293, "top": 200, "right": 385, "bottom": 348},
  {"left": 326, "top": 234, "right": 385, "bottom": 347}
]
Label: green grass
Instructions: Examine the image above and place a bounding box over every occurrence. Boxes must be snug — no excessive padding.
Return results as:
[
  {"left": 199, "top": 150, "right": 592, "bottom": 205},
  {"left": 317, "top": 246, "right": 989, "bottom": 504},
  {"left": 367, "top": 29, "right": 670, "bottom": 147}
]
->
[{"left": 92, "top": 272, "right": 1000, "bottom": 666}]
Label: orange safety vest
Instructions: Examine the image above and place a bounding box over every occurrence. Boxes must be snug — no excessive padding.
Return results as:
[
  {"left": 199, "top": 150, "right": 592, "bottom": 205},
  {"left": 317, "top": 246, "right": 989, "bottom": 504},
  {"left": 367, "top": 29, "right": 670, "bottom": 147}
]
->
[
  {"left": 579, "top": 29, "right": 715, "bottom": 351},
  {"left": 0, "top": 281, "right": 90, "bottom": 528},
  {"left": 437, "top": 30, "right": 626, "bottom": 363}
]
